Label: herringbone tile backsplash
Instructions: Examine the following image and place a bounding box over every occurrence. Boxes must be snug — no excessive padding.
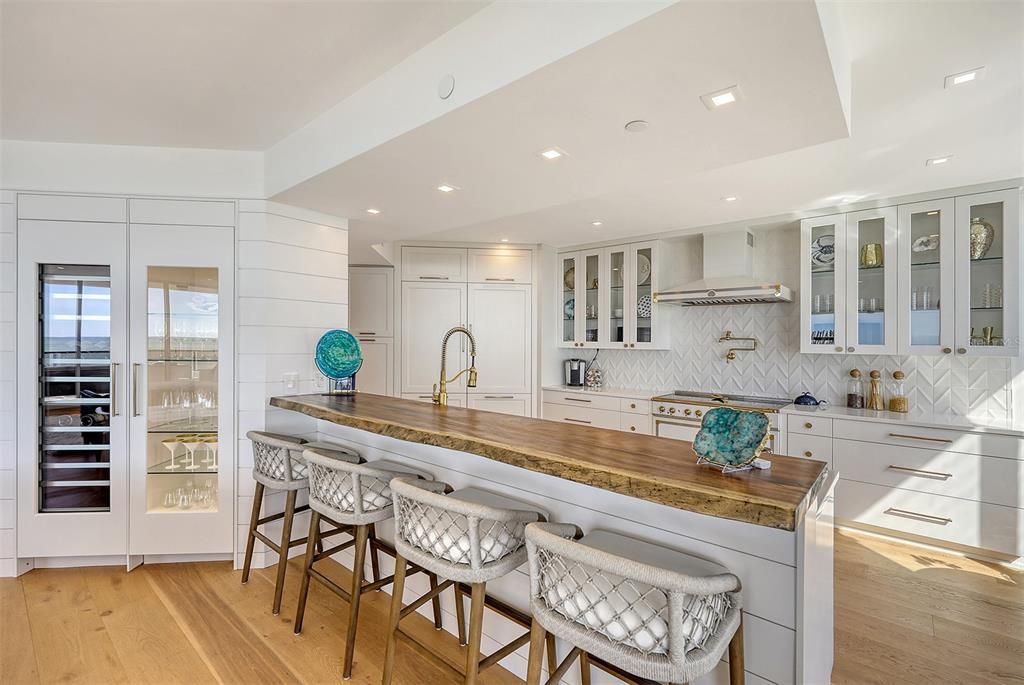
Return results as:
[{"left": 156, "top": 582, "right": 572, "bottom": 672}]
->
[{"left": 560, "top": 301, "right": 1014, "bottom": 421}]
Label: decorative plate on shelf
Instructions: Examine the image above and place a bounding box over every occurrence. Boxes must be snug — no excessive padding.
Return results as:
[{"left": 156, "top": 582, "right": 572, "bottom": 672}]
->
[
  {"left": 563, "top": 266, "right": 575, "bottom": 290},
  {"left": 563, "top": 298, "right": 575, "bottom": 319},
  {"left": 636, "top": 294, "right": 652, "bottom": 318},
  {"left": 912, "top": 234, "right": 940, "bottom": 253},
  {"left": 636, "top": 253, "right": 652, "bottom": 286},
  {"left": 314, "top": 329, "right": 363, "bottom": 380},
  {"left": 810, "top": 234, "right": 835, "bottom": 267},
  {"left": 693, "top": 407, "right": 770, "bottom": 469}
]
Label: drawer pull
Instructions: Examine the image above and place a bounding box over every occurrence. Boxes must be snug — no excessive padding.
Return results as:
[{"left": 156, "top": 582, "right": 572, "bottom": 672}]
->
[
  {"left": 804, "top": 422, "right": 813, "bottom": 429},
  {"left": 483, "top": 395, "right": 515, "bottom": 399},
  {"left": 884, "top": 507, "right": 952, "bottom": 525},
  {"left": 889, "top": 432, "right": 953, "bottom": 444},
  {"left": 564, "top": 397, "right": 591, "bottom": 403},
  {"left": 887, "top": 465, "right": 953, "bottom": 480},
  {"left": 563, "top": 418, "right": 591, "bottom": 425},
  {"left": 485, "top": 278, "right": 515, "bottom": 282},
  {"left": 357, "top": 331, "right": 376, "bottom": 335},
  {"left": 419, "top": 275, "right": 450, "bottom": 280}
]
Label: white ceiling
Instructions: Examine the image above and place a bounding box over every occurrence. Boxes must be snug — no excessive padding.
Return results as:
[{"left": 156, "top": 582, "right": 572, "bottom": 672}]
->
[{"left": 0, "top": 0, "right": 485, "bottom": 149}]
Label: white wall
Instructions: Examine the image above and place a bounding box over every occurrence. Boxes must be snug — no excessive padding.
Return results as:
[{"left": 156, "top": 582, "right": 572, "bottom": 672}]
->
[
  {"left": 235, "top": 201, "right": 349, "bottom": 569},
  {"left": 0, "top": 192, "right": 15, "bottom": 575},
  {"left": 0, "top": 140, "right": 263, "bottom": 200}
]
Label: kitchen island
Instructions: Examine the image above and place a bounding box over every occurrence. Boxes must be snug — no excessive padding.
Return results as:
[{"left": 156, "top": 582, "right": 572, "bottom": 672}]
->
[{"left": 271, "top": 393, "right": 836, "bottom": 685}]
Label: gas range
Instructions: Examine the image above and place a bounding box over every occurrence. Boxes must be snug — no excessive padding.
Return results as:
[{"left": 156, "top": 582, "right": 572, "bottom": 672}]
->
[{"left": 650, "top": 391, "right": 788, "bottom": 446}]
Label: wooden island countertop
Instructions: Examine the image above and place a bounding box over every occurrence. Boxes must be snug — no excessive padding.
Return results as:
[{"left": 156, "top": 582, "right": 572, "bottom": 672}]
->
[{"left": 270, "top": 393, "right": 829, "bottom": 531}]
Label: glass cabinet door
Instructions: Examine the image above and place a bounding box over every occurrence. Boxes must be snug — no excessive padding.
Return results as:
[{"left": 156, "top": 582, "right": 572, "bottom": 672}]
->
[
  {"left": 582, "top": 250, "right": 601, "bottom": 347},
  {"left": 630, "top": 243, "right": 656, "bottom": 348},
  {"left": 955, "top": 189, "right": 1021, "bottom": 357},
  {"left": 560, "top": 253, "right": 581, "bottom": 347},
  {"left": 845, "top": 208, "right": 897, "bottom": 354},
  {"left": 608, "top": 248, "right": 626, "bottom": 346},
  {"left": 800, "top": 214, "right": 846, "bottom": 353},
  {"left": 898, "top": 199, "right": 954, "bottom": 355}
]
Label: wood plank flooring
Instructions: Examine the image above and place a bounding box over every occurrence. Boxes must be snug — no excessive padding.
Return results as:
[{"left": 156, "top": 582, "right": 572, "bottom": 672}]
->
[{"left": 1, "top": 529, "right": 1022, "bottom": 684}]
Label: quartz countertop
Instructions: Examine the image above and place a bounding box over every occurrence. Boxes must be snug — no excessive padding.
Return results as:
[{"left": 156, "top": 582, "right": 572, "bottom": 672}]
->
[
  {"left": 782, "top": 403, "right": 1024, "bottom": 437},
  {"left": 271, "top": 393, "right": 829, "bottom": 531},
  {"left": 541, "top": 384, "right": 662, "bottom": 400}
]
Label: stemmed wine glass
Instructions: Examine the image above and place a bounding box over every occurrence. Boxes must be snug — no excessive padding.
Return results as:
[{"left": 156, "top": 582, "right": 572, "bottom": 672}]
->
[
  {"left": 177, "top": 433, "right": 203, "bottom": 471},
  {"left": 200, "top": 435, "right": 218, "bottom": 469},
  {"left": 162, "top": 437, "right": 182, "bottom": 471}
]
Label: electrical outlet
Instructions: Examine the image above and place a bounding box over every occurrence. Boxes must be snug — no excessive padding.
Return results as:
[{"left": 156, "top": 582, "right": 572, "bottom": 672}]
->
[
  {"left": 313, "top": 373, "right": 327, "bottom": 391},
  {"left": 282, "top": 372, "right": 299, "bottom": 391}
]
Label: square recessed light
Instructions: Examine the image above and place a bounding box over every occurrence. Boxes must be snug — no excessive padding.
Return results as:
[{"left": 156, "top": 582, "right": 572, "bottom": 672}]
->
[
  {"left": 700, "top": 85, "right": 740, "bottom": 110},
  {"left": 437, "top": 184, "right": 457, "bottom": 193},
  {"left": 365, "top": 208, "right": 380, "bottom": 214},
  {"left": 591, "top": 220, "right": 603, "bottom": 226},
  {"left": 926, "top": 155, "right": 952, "bottom": 166},
  {"left": 500, "top": 238, "right": 509, "bottom": 243},
  {"left": 944, "top": 67, "right": 985, "bottom": 88},
  {"left": 539, "top": 147, "right": 567, "bottom": 160},
  {"left": 723, "top": 196, "right": 738, "bottom": 202}
]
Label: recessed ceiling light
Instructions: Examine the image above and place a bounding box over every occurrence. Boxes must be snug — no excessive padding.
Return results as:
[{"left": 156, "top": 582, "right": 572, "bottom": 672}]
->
[
  {"left": 365, "top": 208, "right": 380, "bottom": 214},
  {"left": 722, "top": 196, "right": 738, "bottom": 202},
  {"left": 539, "top": 147, "right": 566, "bottom": 160},
  {"left": 624, "top": 120, "right": 649, "bottom": 133},
  {"left": 591, "top": 220, "right": 603, "bottom": 226},
  {"left": 944, "top": 67, "right": 985, "bottom": 88},
  {"left": 700, "top": 85, "right": 740, "bottom": 110},
  {"left": 500, "top": 238, "right": 509, "bottom": 243},
  {"left": 437, "top": 184, "right": 457, "bottom": 193},
  {"left": 926, "top": 155, "right": 952, "bottom": 166},
  {"left": 927, "top": 211, "right": 939, "bottom": 215},
  {"left": 829, "top": 194, "right": 863, "bottom": 204}
]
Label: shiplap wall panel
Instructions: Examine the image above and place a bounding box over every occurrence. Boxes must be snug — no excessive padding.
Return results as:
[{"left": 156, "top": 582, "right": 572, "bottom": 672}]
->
[
  {"left": 0, "top": 195, "right": 15, "bottom": 576},
  {"left": 234, "top": 201, "right": 348, "bottom": 569}
]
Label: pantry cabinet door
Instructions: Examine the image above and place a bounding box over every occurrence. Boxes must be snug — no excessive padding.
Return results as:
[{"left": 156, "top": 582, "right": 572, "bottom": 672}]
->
[
  {"left": 468, "top": 283, "right": 531, "bottom": 394},
  {"left": 349, "top": 266, "right": 394, "bottom": 338},
  {"left": 401, "top": 281, "right": 466, "bottom": 394}
]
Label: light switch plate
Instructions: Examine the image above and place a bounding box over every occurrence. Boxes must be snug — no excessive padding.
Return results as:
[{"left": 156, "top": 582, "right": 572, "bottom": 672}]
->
[{"left": 282, "top": 372, "right": 299, "bottom": 391}]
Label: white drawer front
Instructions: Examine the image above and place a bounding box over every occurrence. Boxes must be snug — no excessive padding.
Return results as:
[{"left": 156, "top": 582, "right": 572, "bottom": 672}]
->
[
  {"left": 833, "top": 419, "right": 1023, "bottom": 461},
  {"left": 787, "top": 434, "right": 833, "bottom": 466},
  {"left": 620, "top": 398, "right": 650, "bottom": 415},
  {"left": 787, "top": 414, "right": 833, "bottom": 437},
  {"left": 467, "top": 248, "right": 532, "bottom": 283},
  {"left": 836, "top": 439, "right": 1024, "bottom": 508},
  {"left": 619, "top": 414, "right": 651, "bottom": 435},
  {"left": 541, "top": 390, "right": 620, "bottom": 413},
  {"left": 837, "top": 480, "right": 1024, "bottom": 556},
  {"left": 542, "top": 403, "right": 619, "bottom": 430},
  {"left": 467, "top": 394, "right": 532, "bottom": 417}
]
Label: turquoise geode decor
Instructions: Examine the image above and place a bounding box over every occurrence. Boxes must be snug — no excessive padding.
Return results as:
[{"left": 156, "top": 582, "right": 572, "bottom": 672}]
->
[
  {"left": 693, "top": 407, "right": 770, "bottom": 471},
  {"left": 315, "top": 329, "right": 362, "bottom": 394}
]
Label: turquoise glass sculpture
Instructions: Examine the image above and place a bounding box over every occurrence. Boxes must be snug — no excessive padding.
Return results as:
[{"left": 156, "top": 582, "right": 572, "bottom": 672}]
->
[
  {"left": 315, "top": 330, "right": 362, "bottom": 394},
  {"left": 692, "top": 407, "right": 770, "bottom": 470}
]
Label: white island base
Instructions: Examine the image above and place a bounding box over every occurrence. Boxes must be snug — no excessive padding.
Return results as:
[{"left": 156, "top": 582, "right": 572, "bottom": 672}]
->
[{"left": 314, "top": 422, "right": 837, "bottom": 685}]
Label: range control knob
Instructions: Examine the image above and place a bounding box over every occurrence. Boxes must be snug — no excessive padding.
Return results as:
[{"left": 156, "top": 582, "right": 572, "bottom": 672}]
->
[
  {"left": 658, "top": 406, "right": 666, "bottom": 413},
  {"left": 683, "top": 408, "right": 692, "bottom": 416},
  {"left": 668, "top": 407, "right": 677, "bottom": 414},
  {"left": 695, "top": 409, "right": 703, "bottom": 417}
]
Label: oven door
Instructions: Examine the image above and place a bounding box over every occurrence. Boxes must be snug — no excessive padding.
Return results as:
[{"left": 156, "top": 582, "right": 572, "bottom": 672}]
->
[{"left": 654, "top": 417, "right": 702, "bottom": 441}]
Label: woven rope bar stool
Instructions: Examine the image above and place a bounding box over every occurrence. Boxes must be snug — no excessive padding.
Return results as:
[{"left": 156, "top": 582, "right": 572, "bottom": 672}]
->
[
  {"left": 294, "top": 448, "right": 442, "bottom": 679},
  {"left": 382, "top": 477, "right": 557, "bottom": 685},
  {"left": 241, "top": 431, "right": 361, "bottom": 614},
  {"left": 525, "top": 523, "right": 745, "bottom": 685}
]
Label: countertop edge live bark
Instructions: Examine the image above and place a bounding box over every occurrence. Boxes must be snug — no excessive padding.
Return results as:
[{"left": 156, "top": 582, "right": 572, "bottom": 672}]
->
[{"left": 270, "top": 394, "right": 829, "bottom": 531}]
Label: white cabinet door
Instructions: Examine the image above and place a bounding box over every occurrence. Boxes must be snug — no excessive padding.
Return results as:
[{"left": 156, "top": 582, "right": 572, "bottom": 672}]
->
[
  {"left": 845, "top": 208, "right": 898, "bottom": 354},
  {"left": 17, "top": 219, "right": 130, "bottom": 558},
  {"left": 349, "top": 266, "right": 394, "bottom": 337},
  {"left": 468, "top": 283, "right": 531, "bottom": 394},
  {"left": 401, "top": 282, "right": 466, "bottom": 394},
  {"left": 401, "top": 246, "right": 467, "bottom": 282},
  {"left": 800, "top": 214, "right": 847, "bottom": 354},
  {"left": 127, "top": 223, "right": 235, "bottom": 555},
  {"left": 402, "top": 392, "right": 465, "bottom": 407},
  {"left": 954, "top": 189, "right": 1021, "bottom": 357},
  {"left": 356, "top": 339, "right": 393, "bottom": 396},
  {"left": 468, "top": 248, "right": 531, "bottom": 283},
  {"left": 897, "top": 199, "right": 955, "bottom": 355},
  {"left": 468, "top": 394, "right": 531, "bottom": 417}
]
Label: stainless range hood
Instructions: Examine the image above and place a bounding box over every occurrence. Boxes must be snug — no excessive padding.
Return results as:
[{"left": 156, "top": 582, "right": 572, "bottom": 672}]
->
[{"left": 653, "top": 229, "right": 793, "bottom": 306}]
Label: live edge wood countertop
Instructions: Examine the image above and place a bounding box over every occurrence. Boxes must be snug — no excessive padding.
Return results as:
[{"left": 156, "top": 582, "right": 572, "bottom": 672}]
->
[{"left": 270, "top": 393, "right": 829, "bottom": 531}]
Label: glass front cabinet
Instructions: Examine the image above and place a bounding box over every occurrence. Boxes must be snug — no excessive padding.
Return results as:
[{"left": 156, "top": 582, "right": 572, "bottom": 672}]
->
[
  {"left": 17, "top": 196, "right": 235, "bottom": 562},
  {"left": 801, "top": 187, "right": 1020, "bottom": 357},
  {"left": 558, "top": 241, "right": 664, "bottom": 350}
]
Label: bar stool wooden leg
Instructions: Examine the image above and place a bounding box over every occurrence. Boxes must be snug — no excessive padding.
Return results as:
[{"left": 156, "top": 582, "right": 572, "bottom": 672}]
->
[
  {"left": 545, "top": 633, "right": 558, "bottom": 677},
  {"left": 381, "top": 554, "right": 408, "bottom": 685},
  {"left": 241, "top": 482, "right": 265, "bottom": 584},
  {"left": 342, "top": 524, "right": 369, "bottom": 679},
  {"left": 293, "top": 510, "right": 321, "bottom": 634},
  {"left": 728, "top": 612, "right": 745, "bottom": 685},
  {"left": 465, "top": 582, "right": 486, "bottom": 685},
  {"left": 428, "top": 573, "right": 443, "bottom": 629},
  {"left": 272, "top": 489, "right": 298, "bottom": 615},
  {"left": 525, "top": 619, "right": 547, "bottom": 685},
  {"left": 367, "top": 523, "right": 382, "bottom": 584},
  {"left": 579, "top": 652, "right": 592, "bottom": 685},
  {"left": 453, "top": 583, "right": 467, "bottom": 646}
]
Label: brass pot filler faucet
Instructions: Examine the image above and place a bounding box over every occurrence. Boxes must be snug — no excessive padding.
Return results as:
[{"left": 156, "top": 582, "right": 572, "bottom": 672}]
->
[{"left": 433, "top": 326, "right": 478, "bottom": 406}]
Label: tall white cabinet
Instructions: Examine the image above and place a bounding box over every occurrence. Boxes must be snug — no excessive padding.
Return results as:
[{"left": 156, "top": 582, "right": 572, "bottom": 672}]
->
[
  {"left": 349, "top": 266, "right": 395, "bottom": 396},
  {"left": 399, "top": 246, "right": 534, "bottom": 415},
  {"left": 16, "top": 194, "right": 235, "bottom": 561}
]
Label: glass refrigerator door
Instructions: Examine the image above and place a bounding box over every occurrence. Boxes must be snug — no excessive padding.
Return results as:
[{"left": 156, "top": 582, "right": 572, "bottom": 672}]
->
[{"left": 38, "top": 265, "right": 114, "bottom": 512}]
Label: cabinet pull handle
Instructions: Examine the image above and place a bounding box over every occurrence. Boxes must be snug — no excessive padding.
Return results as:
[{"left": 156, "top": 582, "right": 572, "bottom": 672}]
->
[
  {"left": 563, "top": 418, "right": 591, "bottom": 424},
  {"left": 887, "top": 465, "right": 953, "bottom": 480},
  {"left": 358, "top": 338, "right": 376, "bottom": 343},
  {"left": 358, "top": 331, "right": 376, "bottom": 335},
  {"left": 884, "top": 507, "right": 952, "bottom": 525},
  {"left": 564, "top": 397, "right": 591, "bottom": 403},
  {"left": 484, "top": 395, "right": 515, "bottom": 399},
  {"left": 804, "top": 422, "right": 813, "bottom": 429},
  {"left": 132, "top": 363, "right": 142, "bottom": 417},
  {"left": 417, "top": 395, "right": 433, "bottom": 399},
  {"left": 888, "top": 432, "right": 953, "bottom": 444},
  {"left": 109, "top": 363, "right": 120, "bottom": 416},
  {"left": 419, "top": 275, "right": 449, "bottom": 280},
  {"left": 485, "top": 278, "right": 515, "bottom": 282}
]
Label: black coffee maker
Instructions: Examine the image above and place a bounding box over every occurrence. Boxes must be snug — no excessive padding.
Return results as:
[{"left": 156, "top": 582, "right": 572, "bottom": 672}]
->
[{"left": 564, "top": 358, "right": 587, "bottom": 387}]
